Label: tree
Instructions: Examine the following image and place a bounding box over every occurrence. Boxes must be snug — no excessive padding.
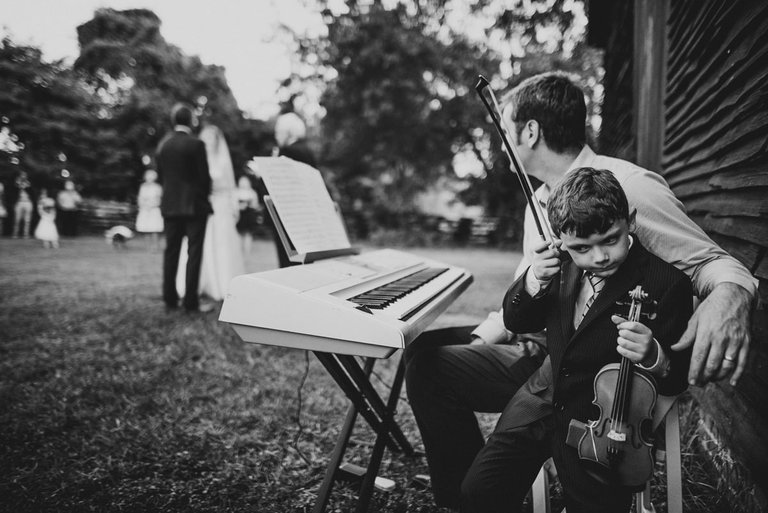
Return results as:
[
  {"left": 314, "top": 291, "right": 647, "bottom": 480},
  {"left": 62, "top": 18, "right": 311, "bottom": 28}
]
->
[
  {"left": 292, "top": 0, "right": 602, "bottom": 241},
  {"left": 295, "top": 0, "right": 501, "bottom": 215},
  {"left": 74, "top": 8, "right": 272, "bottom": 198},
  {"left": 0, "top": 37, "right": 114, "bottom": 198}
]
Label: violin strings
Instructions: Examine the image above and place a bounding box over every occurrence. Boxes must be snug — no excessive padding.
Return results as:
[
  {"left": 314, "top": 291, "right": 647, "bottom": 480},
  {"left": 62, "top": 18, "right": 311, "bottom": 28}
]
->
[{"left": 613, "top": 299, "right": 641, "bottom": 437}]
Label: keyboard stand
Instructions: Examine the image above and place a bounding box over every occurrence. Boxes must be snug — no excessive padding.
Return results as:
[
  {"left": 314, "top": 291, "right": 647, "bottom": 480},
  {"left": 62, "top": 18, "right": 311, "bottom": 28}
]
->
[{"left": 311, "top": 351, "right": 414, "bottom": 513}]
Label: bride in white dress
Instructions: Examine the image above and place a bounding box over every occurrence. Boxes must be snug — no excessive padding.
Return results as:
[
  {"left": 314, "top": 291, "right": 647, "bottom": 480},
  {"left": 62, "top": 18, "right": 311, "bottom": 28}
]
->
[{"left": 177, "top": 124, "right": 245, "bottom": 301}]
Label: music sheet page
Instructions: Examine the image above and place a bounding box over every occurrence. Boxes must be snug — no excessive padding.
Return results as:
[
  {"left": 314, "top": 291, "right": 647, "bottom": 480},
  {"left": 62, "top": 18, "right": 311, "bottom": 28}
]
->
[{"left": 249, "top": 157, "right": 351, "bottom": 254}]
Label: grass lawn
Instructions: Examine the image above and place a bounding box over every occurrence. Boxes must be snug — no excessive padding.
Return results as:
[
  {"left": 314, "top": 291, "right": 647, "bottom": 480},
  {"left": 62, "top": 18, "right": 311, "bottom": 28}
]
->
[{"left": 0, "top": 236, "right": 730, "bottom": 512}]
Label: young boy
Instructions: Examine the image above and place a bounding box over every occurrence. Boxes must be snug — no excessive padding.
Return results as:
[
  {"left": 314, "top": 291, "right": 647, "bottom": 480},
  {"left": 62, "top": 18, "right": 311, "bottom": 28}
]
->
[{"left": 501, "top": 167, "right": 693, "bottom": 513}]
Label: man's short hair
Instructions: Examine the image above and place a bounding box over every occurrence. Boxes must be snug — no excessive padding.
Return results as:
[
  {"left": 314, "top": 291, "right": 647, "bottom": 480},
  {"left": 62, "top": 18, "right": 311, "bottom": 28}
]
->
[
  {"left": 547, "top": 167, "right": 629, "bottom": 237},
  {"left": 504, "top": 72, "right": 586, "bottom": 154},
  {"left": 170, "top": 103, "right": 196, "bottom": 127}
]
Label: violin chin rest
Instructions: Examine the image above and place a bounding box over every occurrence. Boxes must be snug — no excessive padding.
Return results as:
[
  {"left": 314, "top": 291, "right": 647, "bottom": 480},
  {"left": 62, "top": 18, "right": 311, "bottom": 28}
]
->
[{"left": 566, "top": 419, "right": 588, "bottom": 450}]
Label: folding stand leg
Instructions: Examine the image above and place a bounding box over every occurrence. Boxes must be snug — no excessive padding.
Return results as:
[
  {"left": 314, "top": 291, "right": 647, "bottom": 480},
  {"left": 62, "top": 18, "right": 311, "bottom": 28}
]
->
[
  {"left": 354, "top": 356, "right": 409, "bottom": 513},
  {"left": 312, "top": 358, "right": 375, "bottom": 513},
  {"left": 311, "top": 353, "right": 412, "bottom": 513},
  {"left": 337, "top": 355, "right": 413, "bottom": 454},
  {"left": 314, "top": 353, "right": 402, "bottom": 452}
]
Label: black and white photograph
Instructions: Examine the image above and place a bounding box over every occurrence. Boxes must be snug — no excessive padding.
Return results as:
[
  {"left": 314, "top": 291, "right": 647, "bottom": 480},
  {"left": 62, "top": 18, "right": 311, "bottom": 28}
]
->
[{"left": 1, "top": 1, "right": 767, "bottom": 512}]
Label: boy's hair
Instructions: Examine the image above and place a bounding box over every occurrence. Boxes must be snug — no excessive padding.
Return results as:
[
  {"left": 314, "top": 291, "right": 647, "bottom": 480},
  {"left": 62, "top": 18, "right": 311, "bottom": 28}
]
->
[
  {"left": 503, "top": 72, "right": 586, "bottom": 154},
  {"left": 547, "top": 167, "right": 630, "bottom": 237},
  {"left": 170, "top": 103, "right": 195, "bottom": 127}
]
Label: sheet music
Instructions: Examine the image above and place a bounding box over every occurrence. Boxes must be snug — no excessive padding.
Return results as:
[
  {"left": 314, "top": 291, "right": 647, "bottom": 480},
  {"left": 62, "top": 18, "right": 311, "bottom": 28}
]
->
[{"left": 249, "top": 157, "right": 351, "bottom": 254}]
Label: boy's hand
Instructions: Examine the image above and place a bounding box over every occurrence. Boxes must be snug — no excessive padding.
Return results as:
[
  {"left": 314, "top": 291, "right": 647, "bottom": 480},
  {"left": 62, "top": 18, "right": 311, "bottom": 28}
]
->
[
  {"left": 531, "top": 238, "right": 562, "bottom": 284},
  {"left": 611, "top": 315, "right": 656, "bottom": 365}
]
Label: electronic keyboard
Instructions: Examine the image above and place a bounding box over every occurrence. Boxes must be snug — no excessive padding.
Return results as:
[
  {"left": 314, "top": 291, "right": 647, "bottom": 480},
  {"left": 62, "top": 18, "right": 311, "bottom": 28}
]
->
[{"left": 219, "top": 248, "right": 473, "bottom": 358}]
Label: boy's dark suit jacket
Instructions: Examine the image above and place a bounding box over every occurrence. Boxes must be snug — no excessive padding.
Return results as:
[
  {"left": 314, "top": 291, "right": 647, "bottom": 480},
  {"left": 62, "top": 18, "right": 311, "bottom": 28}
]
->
[
  {"left": 503, "top": 238, "right": 693, "bottom": 492},
  {"left": 156, "top": 130, "right": 212, "bottom": 218}
]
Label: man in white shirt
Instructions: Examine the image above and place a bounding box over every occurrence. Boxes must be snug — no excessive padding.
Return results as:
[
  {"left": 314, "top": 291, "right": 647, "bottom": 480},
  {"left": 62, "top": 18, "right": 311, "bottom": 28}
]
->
[{"left": 404, "top": 72, "right": 757, "bottom": 510}]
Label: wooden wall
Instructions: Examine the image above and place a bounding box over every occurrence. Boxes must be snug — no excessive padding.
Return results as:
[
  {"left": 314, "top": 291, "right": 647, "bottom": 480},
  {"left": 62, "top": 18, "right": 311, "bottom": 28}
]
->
[
  {"left": 589, "top": 0, "right": 768, "bottom": 505},
  {"left": 589, "top": 0, "right": 635, "bottom": 161},
  {"left": 662, "top": 0, "right": 768, "bottom": 500}
]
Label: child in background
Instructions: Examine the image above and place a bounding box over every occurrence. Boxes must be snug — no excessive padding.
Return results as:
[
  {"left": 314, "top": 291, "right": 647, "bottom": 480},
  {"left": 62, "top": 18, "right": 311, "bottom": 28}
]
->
[
  {"left": 235, "top": 175, "right": 260, "bottom": 257},
  {"left": 34, "top": 189, "right": 59, "bottom": 249},
  {"left": 135, "top": 169, "right": 163, "bottom": 252}
]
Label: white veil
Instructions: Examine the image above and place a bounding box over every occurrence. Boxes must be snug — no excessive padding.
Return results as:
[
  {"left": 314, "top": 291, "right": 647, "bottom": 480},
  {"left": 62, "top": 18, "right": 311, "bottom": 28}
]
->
[{"left": 199, "top": 124, "right": 235, "bottom": 190}]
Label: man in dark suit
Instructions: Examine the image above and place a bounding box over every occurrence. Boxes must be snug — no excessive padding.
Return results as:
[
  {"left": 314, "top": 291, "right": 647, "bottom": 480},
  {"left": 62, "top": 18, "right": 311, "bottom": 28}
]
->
[{"left": 156, "top": 103, "right": 212, "bottom": 312}]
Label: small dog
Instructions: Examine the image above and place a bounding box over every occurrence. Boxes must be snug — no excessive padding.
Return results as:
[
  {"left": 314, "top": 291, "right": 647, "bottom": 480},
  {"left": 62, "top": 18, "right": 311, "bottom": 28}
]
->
[{"left": 104, "top": 225, "right": 134, "bottom": 249}]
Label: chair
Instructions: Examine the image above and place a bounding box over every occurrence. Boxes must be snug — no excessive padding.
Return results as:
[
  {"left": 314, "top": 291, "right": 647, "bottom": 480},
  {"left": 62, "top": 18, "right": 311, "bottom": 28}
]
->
[{"left": 531, "top": 394, "right": 683, "bottom": 513}]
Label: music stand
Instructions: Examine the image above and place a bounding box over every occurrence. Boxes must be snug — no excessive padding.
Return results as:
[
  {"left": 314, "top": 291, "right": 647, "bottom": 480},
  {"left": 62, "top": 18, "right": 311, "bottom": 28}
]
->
[{"left": 253, "top": 158, "right": 417, "bottom": 512}]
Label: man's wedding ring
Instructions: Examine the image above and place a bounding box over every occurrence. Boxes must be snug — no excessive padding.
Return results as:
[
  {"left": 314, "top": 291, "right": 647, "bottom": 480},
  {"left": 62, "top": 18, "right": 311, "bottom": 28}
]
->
[{"left": 724, "top": 354, "right": 736, "bottom": 362}]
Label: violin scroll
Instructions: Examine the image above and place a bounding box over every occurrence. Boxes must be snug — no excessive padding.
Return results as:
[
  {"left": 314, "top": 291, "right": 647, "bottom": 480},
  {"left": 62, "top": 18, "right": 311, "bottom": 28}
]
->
[{"left": 615, "top": 285, "right": 657, "bottom": 321}]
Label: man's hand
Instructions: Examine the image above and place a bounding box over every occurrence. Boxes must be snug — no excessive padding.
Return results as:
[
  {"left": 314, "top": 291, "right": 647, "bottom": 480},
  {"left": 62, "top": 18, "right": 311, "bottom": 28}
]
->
[{"left": 670, "top": 282, "right": 753, "bottom": 386}]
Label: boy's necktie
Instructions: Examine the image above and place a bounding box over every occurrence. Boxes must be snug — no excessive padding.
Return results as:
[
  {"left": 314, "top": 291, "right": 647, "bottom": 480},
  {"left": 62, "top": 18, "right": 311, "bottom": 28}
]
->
[{"left": 577, "top": 273, "right": 606, "bottom": 328}]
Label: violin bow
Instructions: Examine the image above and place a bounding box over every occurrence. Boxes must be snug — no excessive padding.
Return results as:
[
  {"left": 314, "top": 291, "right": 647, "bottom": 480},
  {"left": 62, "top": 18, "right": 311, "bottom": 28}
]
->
[{"left": 474, "top": 75, "right": 554, "bottom": 243}]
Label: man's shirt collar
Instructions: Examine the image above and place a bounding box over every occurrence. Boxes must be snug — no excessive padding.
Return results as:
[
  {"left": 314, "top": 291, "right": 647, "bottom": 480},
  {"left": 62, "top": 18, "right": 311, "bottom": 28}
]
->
[
  {"left": 536, "top": 145, "right": 597, "bottom": 206},
  {"left": 566, "top": 145, "right": 597, "bottom": 174},
  {"left": 174, "top": 125, "right": 192, "bottom": 134}
]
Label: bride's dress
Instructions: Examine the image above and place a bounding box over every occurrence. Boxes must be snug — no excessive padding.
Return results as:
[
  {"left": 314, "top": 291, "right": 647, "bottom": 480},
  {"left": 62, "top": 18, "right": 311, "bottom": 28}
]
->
[{"left": 177, "top": 125, "right": 245, "bottom": 300}]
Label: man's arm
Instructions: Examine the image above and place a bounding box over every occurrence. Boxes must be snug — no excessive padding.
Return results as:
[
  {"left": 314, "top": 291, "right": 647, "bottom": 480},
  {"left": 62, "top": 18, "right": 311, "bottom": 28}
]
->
[
  {"left": 623, "top": 170, "right": 757, "bottom": 385},
  {"left": 469, "top": 310, "right": 513, "bottom": 345},
  {"left": 502, "top": 270, "right": 550, "bottom": 335}
]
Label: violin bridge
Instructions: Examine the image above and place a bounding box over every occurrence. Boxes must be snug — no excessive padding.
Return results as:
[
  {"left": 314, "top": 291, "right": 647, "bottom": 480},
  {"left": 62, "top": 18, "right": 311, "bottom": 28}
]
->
[{"left": 607, "top": 429, "right": 626, "bottom": 442}]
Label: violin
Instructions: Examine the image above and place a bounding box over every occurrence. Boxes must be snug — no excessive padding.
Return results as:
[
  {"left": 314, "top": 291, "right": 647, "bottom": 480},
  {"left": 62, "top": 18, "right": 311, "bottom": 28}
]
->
[{"left": 570, "top": 285, "right": 659, "bottom": 488}]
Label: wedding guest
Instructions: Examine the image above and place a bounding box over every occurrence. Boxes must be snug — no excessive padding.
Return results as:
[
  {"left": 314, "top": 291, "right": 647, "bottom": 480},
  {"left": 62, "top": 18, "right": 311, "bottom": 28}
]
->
[
  {"left": 56, "top": 179, "right": 82, "bottom": 237},
  {"left": 235, "top": 175, "right": 260, "bottom": 257},
  {"left": 267, "top": 111, "right": 318, "bottom": 267},
  {"left": 34, "top": 189, "right": 59, "bottom": 249},
  {"left": 12, "top": 170, "right": 33, "bottom": 239},
  {"left": 135, "top": 169, "right": 164, "bottom": 252},
  {"left": 274, "top": 111, "right": 317, "bottom": 168}
]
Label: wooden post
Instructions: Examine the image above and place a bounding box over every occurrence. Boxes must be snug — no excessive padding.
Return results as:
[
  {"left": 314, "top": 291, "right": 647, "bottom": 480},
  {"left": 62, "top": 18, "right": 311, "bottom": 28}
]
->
[{"left": 633, "top": 0, "right": 668, "bottom": 172}]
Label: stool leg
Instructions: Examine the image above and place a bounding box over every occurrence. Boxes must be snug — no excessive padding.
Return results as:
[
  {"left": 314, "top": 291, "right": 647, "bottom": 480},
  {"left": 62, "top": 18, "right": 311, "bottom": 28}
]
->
[
  {"left": 532, "top": 464, "right": 551, "bottom": 513},
  {"left": 666, "top": 400, "right": 683, "bottom": 513},
  {"left": 635, "top": 481, "right": 656, "bottom": 513}
]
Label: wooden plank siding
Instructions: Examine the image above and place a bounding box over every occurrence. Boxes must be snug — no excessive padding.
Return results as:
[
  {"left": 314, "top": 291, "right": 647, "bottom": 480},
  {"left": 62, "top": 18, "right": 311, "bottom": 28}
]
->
[
  {"left": 663, "top": 0, "right": 768, "bottom": 464},
  {"left": 590, "top": 0, "right": 635, "bottom": 161},
  {"left": 633, "top": 0, "right": 667, "bottom": 171},
  {"left": 589, "top": 0, "right": 768, "bottom": 505}
]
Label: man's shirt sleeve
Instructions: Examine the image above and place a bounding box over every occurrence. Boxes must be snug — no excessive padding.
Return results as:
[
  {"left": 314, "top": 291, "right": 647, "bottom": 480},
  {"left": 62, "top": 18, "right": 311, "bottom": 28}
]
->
[{"left": 623, "top": 170, "right": 757, "bottom": 299}]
